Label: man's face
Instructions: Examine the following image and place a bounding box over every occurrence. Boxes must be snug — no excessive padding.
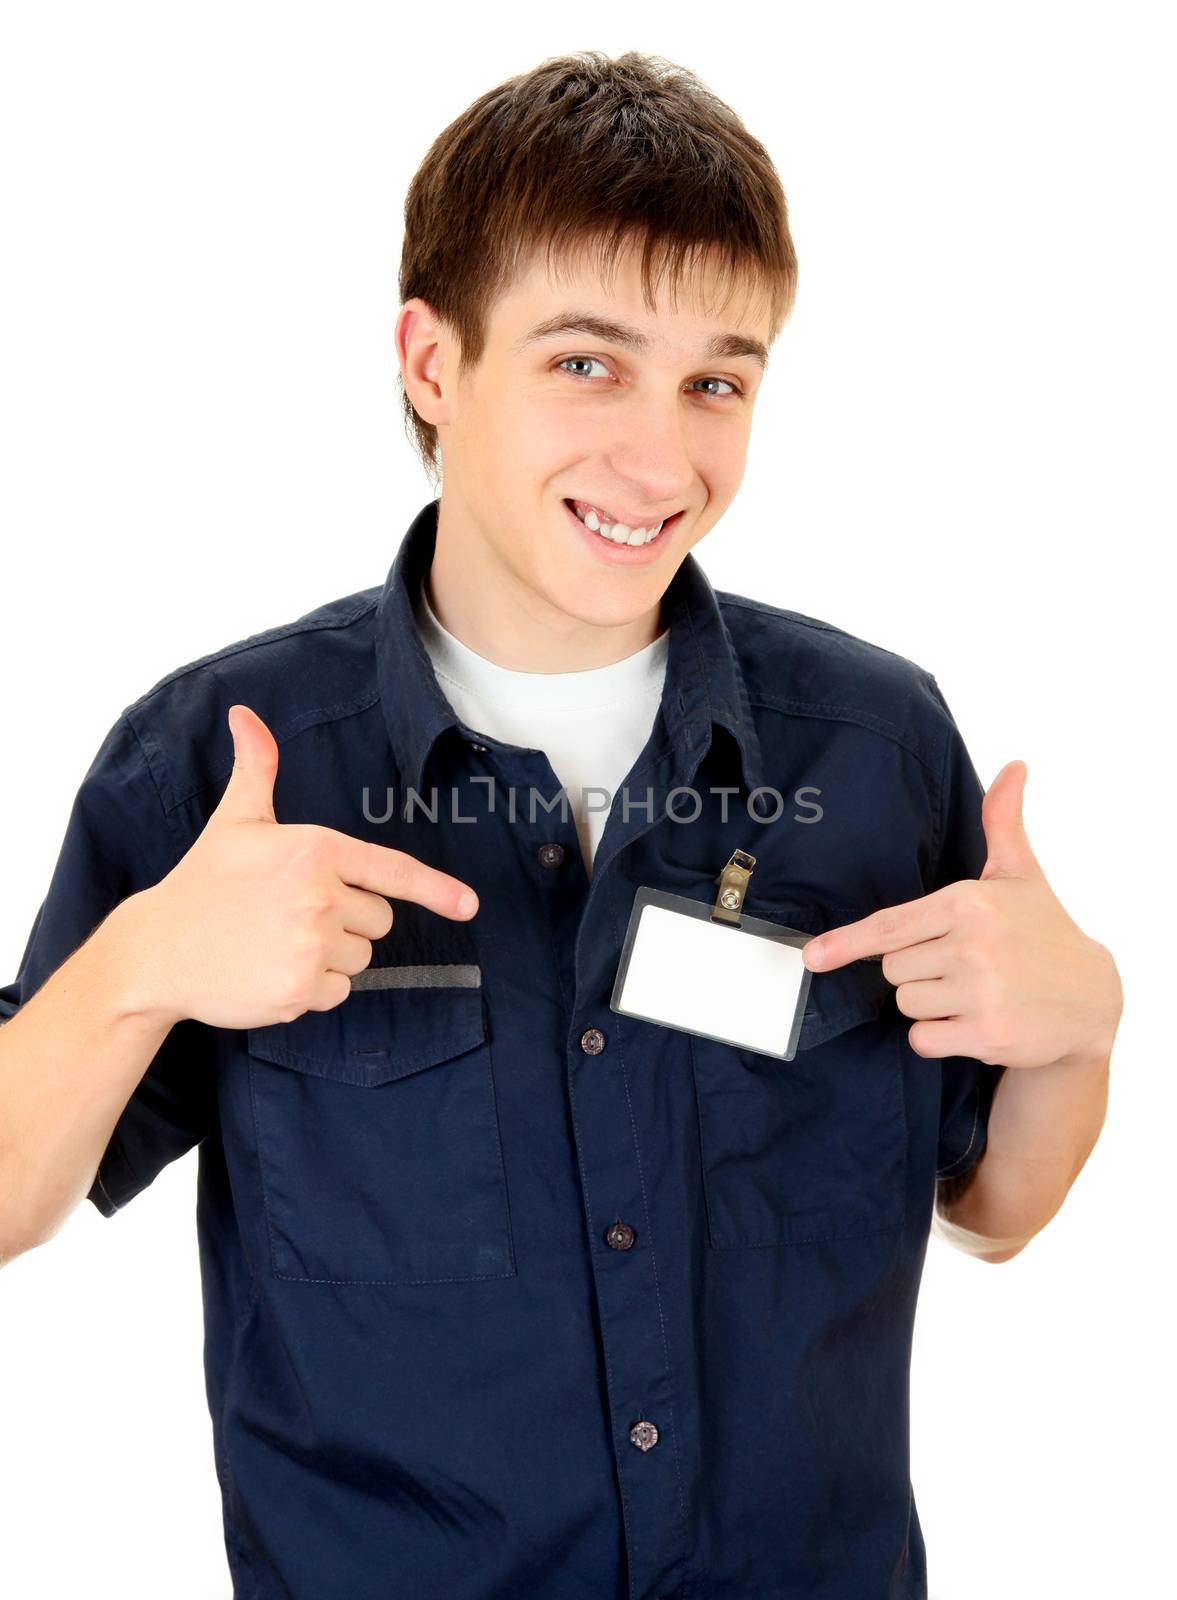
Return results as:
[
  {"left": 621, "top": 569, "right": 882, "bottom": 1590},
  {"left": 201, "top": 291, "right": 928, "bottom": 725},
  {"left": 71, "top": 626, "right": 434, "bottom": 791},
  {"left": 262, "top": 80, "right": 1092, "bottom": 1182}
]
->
[{"left": 408, "top": 239, "right": 775, "bottom": 631}]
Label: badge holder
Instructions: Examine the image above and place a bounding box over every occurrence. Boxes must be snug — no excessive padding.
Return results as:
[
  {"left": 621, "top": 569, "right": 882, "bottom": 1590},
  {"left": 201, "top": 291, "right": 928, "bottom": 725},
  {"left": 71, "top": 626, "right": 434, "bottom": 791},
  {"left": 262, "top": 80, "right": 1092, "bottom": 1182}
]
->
[{"left": 609, "top": 852, "right": 815, "bottom": 1060}]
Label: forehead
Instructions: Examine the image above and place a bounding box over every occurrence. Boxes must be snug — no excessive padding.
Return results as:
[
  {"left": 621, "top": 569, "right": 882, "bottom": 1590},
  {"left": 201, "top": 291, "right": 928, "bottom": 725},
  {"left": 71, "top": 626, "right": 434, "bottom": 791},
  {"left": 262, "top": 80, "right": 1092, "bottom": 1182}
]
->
[{"left": 491, "top": 235, "right": 775, "bottom": 355}]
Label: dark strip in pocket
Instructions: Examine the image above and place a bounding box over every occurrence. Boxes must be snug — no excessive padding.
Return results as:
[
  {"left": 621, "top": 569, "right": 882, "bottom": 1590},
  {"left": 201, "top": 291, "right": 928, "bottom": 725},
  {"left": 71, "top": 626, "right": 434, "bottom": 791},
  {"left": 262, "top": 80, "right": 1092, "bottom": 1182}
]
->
[{"left": 350, "top": 963, "right": 482, "bottom": 991}]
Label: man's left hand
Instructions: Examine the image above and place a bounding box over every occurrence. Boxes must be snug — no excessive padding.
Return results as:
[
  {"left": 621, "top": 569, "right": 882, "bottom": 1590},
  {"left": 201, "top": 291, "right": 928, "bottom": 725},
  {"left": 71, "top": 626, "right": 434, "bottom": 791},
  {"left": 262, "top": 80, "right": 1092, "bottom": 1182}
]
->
[{"left": 801, "top": 761, "right": 1122, "bottom": 1070}]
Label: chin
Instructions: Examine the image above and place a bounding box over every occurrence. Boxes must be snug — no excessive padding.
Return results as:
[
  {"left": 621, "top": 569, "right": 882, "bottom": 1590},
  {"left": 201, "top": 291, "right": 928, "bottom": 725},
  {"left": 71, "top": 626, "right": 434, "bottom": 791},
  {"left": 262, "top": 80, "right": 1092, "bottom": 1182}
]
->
[{"left": 550, "top": 578, "right": 663, "bottom": 629}]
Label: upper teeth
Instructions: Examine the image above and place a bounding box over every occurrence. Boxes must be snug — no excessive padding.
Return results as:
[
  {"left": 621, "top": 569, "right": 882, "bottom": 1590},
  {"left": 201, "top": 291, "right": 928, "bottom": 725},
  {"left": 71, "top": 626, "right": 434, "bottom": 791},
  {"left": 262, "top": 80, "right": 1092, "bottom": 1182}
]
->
[{"left": 572, "top": 500, "right": 666, "bottom": 545}]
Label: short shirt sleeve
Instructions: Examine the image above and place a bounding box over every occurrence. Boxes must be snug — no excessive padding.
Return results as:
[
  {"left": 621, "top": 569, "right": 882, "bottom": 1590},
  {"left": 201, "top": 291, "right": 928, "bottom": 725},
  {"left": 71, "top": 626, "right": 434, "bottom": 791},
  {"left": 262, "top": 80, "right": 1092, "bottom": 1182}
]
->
[
  {"left": 0, "top": 711, "right": 217, "bottom": 1216},
  {"left": 923, "top": 675, "right": 1006, "bottom": 1182}
]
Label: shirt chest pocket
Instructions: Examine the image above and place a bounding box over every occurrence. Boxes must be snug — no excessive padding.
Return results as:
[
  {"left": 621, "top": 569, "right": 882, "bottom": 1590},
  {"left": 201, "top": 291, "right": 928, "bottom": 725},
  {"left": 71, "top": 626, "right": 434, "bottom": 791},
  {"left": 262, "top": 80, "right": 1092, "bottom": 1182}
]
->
[
  {"left": 246, "top": 967, "right": 516, "bottom": 1285},
  {"left": 688, "top": 903, "right": 908, "bottom": 1249}
]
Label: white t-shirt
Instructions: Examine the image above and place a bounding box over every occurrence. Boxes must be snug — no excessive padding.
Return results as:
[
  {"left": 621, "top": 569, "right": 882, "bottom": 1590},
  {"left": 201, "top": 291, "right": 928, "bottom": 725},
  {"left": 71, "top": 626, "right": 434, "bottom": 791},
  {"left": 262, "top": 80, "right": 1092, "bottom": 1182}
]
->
[{"left": 412, "top": 576, "right": 669, "bottom": 875}]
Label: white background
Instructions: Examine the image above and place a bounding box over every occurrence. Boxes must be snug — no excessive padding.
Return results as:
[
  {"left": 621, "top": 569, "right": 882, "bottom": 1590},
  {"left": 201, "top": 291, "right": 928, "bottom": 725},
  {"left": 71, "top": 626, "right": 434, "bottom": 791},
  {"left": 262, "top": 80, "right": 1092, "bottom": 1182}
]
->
[{"left": 1, "top": 5, "right": 1171, "bottom": 1595}]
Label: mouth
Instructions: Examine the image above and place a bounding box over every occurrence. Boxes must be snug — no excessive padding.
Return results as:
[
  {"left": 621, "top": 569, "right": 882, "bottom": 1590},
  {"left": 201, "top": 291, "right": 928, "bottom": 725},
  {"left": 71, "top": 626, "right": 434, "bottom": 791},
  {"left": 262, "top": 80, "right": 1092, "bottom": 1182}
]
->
[{"left": 562, "top": 498, "right": 684, "bottom": 560}]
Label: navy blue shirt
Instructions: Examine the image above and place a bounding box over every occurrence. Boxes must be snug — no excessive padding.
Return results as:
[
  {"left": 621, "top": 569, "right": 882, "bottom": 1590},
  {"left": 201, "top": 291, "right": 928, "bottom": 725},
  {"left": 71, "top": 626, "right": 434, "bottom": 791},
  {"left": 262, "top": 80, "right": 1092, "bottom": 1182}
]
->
[{"left": 2, "top": 499, "right": 1002, "bottom": 1598}]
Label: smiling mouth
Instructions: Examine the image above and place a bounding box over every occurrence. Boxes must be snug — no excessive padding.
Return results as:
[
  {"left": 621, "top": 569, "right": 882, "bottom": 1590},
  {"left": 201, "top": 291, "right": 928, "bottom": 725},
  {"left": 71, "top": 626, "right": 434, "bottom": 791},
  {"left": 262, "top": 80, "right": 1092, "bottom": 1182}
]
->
[{"left": 563, "top": 499, "right": 679, "bottom": 547}]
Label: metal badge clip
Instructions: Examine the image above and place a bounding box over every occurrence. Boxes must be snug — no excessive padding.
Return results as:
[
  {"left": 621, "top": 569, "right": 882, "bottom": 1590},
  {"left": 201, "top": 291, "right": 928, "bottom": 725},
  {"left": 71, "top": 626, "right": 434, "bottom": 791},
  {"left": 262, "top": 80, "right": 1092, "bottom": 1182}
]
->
[{"left": 712, "top": 849, "right": 756, "bottom": 925}]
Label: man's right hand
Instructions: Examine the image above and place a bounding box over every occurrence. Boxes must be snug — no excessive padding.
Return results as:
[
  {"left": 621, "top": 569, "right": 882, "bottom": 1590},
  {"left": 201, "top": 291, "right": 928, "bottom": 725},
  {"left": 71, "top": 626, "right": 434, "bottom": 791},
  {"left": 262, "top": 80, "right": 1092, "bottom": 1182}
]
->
[{"left": 124, "top": 704, "right": 479, "bottom": 1032}]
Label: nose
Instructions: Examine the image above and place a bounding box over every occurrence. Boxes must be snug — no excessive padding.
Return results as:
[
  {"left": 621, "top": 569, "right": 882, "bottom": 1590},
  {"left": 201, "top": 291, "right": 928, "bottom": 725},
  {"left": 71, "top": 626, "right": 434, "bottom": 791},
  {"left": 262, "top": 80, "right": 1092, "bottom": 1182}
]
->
[{"left": 605, "top": 397, "right": 695, "bottom": 516}]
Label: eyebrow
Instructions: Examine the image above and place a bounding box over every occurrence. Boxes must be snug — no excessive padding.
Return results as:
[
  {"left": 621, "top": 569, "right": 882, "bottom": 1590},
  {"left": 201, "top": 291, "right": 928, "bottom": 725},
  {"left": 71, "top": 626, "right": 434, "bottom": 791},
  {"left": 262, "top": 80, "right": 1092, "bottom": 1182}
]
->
[{"left": 513, "top": 311, "right": 769, "bottom": 372}]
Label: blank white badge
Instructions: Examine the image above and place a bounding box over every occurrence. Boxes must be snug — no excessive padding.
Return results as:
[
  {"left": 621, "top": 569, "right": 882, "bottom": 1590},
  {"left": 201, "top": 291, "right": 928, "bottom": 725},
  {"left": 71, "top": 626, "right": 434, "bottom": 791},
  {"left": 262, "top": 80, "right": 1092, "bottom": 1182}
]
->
[{"left": 609, "top": 886, "right": 815, "bottom": 1060}]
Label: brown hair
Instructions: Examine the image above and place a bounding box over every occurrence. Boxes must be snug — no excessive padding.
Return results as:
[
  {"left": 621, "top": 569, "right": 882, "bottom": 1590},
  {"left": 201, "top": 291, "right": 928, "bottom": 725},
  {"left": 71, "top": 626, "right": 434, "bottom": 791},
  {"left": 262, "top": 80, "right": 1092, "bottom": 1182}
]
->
[{"left": 397, "top": 49, "right": 799, "bottom": 485}]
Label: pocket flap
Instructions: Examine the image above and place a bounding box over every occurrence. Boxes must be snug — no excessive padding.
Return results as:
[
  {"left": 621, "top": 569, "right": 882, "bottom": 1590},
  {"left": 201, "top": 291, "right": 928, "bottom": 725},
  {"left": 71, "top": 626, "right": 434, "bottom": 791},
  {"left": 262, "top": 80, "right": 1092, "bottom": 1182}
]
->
[
  {"left": 247, "top": 966, "right": 487, "bottom": 1086},
  {"left": 796, "top": 959, "right": 894, "bottom": 1050},
  {"left": 748, "top": 900, "right": 896, "bottom": 1052}
]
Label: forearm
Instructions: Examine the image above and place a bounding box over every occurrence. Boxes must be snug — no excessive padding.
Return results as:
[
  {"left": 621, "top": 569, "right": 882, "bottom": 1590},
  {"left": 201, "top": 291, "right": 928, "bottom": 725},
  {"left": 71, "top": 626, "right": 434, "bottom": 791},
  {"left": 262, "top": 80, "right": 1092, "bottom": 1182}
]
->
[
  {"left": 0, "top": 887, "right": 177, "bottom": 1261},
  {"left": 934, "top": 1048, "right": 1111, "bottom": 1262}
]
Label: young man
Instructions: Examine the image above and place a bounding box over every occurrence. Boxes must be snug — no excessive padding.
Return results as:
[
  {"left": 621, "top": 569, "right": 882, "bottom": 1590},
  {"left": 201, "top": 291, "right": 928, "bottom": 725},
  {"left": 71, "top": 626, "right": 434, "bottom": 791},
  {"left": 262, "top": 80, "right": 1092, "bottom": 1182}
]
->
[{"left": 0, "top": 49, "right": 1120, "bottom": 1600}]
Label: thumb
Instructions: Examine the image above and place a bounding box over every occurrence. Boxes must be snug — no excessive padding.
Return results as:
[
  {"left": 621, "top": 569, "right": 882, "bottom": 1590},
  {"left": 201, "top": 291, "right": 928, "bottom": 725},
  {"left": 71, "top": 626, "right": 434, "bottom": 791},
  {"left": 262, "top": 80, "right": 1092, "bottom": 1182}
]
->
[
  {"left": 215, "top": 704, "right": 280, "bottom": 824},
  {"left": 979, "top": 759, "right": 1043, "bottom": 881}
]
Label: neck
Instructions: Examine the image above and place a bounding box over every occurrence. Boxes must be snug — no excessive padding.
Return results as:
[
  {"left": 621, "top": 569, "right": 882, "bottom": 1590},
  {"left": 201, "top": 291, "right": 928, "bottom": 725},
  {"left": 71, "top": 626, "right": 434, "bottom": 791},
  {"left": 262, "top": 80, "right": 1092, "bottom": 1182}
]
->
[{"left": 427, "top": 495, "right": 665, "bottom": 673}]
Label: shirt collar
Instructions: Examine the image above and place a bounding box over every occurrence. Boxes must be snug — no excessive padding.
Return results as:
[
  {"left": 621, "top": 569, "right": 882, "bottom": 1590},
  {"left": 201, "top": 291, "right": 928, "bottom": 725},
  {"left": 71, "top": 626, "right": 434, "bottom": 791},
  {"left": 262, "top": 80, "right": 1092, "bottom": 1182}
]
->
[{"left": 374, "top": 498, "right": 767, "bottom": 800}]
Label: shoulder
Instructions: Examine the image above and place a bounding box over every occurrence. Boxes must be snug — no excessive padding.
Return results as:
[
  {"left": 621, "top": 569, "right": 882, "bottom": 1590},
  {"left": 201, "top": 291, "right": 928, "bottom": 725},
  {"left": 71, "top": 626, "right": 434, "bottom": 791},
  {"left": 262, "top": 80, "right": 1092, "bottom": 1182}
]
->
[
  {"left": 715, "top": 586, "right": 955, "bottom": 774},
  {"left": 119, "top": 584, "right": 383, "bottom": 812}
]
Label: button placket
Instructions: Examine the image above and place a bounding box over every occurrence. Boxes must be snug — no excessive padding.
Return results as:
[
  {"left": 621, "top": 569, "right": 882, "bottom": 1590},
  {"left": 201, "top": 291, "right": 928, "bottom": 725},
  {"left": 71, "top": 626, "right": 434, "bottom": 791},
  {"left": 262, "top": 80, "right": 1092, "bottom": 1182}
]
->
[{"left": 564, "top": 860, "right": 688, "bottom": 1591}]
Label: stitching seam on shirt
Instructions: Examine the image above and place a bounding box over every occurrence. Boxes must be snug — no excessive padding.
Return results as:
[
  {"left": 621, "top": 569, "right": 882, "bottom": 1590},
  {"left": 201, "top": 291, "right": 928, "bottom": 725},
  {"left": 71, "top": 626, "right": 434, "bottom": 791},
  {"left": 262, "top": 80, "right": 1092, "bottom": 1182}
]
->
[
  {"left": 746, "top": 696, "right": 940, "bottom": 776},
  {"left": 93, "top": 1164, "right": 119, "bottom": 1214},
  {"left": 245, "top": 1057, "right": 284, "bottom": 1279},
  {"left": 621, "top": 740, "right": 677, "bottom": 788},
  {"left": 91, "top": 1121, "right": 138, "bottom": 1213},
  {"left": 473, "top": 967, "right": 518, "bottom": 1282},
  {"left": 717, "top": 592, "right": 931, "bottom": 679},
  {"left": 718, "top": 591, "right": 883, "bottom": 638},
  {"left": 247, "top": 1052, "right": 516, "bottom": 1287},
  {"left": 927, "top": 682, "right": 984, "bottom": 1184},
  {"left": 130, "top": 595, "right": 378, "bottom": 702},
  {"left": 936, "top": 1085, "right": 982, "bottom": 1178},
  {"left": 559, "top": 962, "right": 638, "bottom": 1576},
  {"left": 168, "top": 688, "right": 385, "bottom": 811},
  {"left": 121, "top": 712, "right": 190, "bottom": 868},
  {"left": 682, "top": 586, "right": 722, "bottom": 743},
  {"left": 926, "top": 674, "right": 952, "bottom": 886},
  {"left": 606, "top": 879, "right": 696, "bottom": 1598}
]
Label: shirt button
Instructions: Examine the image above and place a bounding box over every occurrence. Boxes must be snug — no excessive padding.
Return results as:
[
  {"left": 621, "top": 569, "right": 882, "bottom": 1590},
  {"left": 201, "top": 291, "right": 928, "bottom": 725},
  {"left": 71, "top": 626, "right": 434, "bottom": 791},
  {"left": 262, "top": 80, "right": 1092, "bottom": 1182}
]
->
[
  {"left": 469, "top": 741, "right": 489, "bottom": 753},
  {"left": 538, "top": 842, "right": 566, "bottom": 868},
  {"left": 606, "top": 1221, "right": 636, "bottom": 1251},
  {"left": 579, "top": 1027, "right": 606, "bottom": 1055},
  {"left": 629, "top": 1419, "right": 659, "bottom": 1452}
]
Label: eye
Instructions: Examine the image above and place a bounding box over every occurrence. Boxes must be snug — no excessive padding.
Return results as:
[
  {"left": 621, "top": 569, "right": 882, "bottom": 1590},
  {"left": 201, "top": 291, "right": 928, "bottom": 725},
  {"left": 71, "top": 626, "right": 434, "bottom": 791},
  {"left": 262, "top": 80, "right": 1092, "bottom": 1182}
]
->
[
  {"left": 689, "top": 376, "right": 741, "bottom": 399},
  {"left": 555, "top": 356, "right": 744, "bottom": 399},
  {"left": 557, "top": 356, "right": 610, "bottom": 381}
]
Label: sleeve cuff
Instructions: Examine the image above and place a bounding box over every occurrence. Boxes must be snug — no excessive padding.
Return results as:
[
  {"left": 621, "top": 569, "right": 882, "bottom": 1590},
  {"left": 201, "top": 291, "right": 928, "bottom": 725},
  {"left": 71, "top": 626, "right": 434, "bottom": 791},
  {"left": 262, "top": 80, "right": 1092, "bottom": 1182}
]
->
[{"left": 85, "top": 1127, "right": 138, "bottom": 1217}]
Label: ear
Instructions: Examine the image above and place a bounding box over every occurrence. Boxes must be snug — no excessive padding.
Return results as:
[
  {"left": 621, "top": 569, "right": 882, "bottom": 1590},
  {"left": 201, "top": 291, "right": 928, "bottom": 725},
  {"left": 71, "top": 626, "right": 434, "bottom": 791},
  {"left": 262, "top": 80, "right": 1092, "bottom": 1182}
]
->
[{"left": 397, "top": 298, "right": 451, "bottom": 427}]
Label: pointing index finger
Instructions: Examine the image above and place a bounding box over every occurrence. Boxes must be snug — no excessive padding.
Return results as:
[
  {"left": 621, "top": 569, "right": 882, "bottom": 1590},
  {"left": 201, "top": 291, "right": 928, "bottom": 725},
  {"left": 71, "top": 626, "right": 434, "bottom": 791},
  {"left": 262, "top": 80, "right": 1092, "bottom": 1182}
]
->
[
  {"left": 330, "top": 833, "right": 479, "bottom": 920},
  {"left": 802, "top": 887, "right": 956, "bottom": 971}
]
